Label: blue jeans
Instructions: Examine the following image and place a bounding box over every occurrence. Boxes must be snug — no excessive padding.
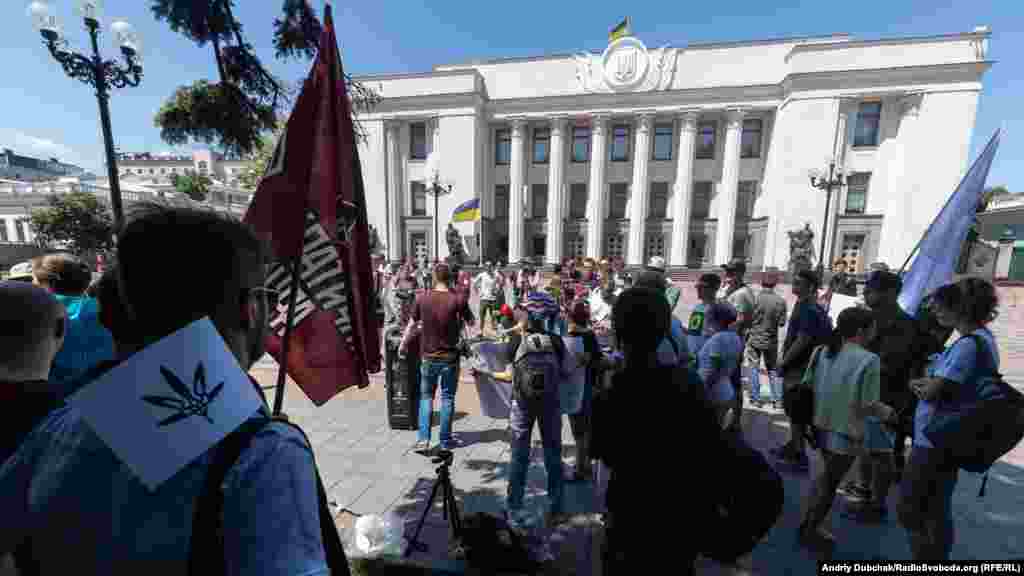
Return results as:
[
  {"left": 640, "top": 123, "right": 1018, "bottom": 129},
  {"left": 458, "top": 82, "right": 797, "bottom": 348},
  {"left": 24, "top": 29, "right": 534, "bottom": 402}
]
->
[
  {"left": 418, "top": 359, "right": 459, "bottom": 447},
  {"left": 507, "top": 395, "right": 564, "bottom": 514},
  {"left": 545, "top": 315, "right": 565, "bottom": 336}
]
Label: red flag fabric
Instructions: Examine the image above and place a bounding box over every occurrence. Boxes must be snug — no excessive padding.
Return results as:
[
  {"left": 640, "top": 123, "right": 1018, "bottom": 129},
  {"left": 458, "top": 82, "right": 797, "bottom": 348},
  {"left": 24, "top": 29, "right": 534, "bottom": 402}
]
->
[{"left": 245, "top": 5, "right": 381, "bottom": 405}]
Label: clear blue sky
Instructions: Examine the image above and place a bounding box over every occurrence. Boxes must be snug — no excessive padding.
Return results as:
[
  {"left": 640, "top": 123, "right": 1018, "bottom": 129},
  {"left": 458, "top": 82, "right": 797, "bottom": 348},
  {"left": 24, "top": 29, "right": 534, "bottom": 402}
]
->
[{"left": 1, "top": 1, "right": 1020, "bottom": 190}]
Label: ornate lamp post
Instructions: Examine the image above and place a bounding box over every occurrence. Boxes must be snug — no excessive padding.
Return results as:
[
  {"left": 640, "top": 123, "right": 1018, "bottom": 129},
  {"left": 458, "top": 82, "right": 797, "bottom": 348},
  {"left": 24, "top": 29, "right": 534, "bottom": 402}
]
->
[
  {"left": 27, "top": 0, "right": 143, "bottom": 230},
  {"left": 424, "top": 153, "right": 452, "bottom": 264},
  {"left": 808, "top": 159, "right": 846, "bottom": 279}
]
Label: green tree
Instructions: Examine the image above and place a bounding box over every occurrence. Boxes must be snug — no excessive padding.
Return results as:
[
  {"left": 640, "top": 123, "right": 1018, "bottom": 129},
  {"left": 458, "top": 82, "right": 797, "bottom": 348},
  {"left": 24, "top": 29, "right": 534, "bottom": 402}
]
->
[
  {"left": 150, "top": 0, "right": 379, "bottom": 156},
  {"left": 172, "top": 171, "right": 213, "bottom": 202},
  {"left": 979, "top": 185, "right": 1010, "bottom": 212},
  {"left": 237, "top": 121, "right": 284, "bottom": 191},
  {"left": 27, "top": 192, "right": 114, "bottom": 256}
]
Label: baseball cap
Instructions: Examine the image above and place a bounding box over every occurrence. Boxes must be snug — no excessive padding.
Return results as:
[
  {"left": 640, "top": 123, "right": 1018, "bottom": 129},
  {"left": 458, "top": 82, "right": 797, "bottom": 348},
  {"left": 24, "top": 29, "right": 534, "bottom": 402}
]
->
[
  {"left": 865, "top": 270, "right": 902, "bottom": 292},
  {"left": 722, "top": 258, "right": 746, "bottom": 275},
  {"left": 7, "top": 261, "right": 33, "bottom": 282},
  {"left": 646, "top": 256, "right": 666, "bottom": 272}
]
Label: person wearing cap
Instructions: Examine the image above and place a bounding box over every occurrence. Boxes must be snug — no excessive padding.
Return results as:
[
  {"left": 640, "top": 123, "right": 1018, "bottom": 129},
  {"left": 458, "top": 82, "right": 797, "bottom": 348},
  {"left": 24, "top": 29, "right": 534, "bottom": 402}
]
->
[
  {"left": 645, "top": 256, "right": 681, "bottom": 312},
  {"left": 721, "top": 259, "right": 756, "bottom": 430},
  {"left": 839, "top": 270, "right": 931, "bottom": 523},
  {"left": 473, "top": 262, "right": 500, "bottom": 334},
  {"left": 686, "top": 273, "right": 722, "bottom": 368}
]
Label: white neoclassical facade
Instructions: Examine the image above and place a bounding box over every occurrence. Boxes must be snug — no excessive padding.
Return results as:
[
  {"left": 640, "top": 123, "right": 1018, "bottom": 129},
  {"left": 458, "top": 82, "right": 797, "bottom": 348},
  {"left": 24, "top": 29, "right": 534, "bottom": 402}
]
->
[{"left": 354, "top": 27, "right": 992, "bottom": 271}]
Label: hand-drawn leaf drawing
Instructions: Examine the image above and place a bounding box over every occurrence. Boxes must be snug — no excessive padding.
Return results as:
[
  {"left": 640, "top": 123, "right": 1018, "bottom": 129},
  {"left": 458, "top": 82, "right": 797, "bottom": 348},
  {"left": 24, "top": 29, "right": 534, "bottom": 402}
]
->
[
  {"left": 158, "top": 412, "right": 192, "bottom": 427},
  {"left": 193, "top": 362, "right": 207, "bottom": 397},
  {"left": 160, "top": 366, "right": 193, "bottom": 402},
  {"left": 141, "top": 395, "right": 186, "bottom": 410}
]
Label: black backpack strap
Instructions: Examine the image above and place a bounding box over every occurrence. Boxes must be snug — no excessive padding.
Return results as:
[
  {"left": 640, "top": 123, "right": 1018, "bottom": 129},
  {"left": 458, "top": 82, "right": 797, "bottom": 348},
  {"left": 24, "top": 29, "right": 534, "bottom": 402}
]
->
[{"left": 188, "top": 416, "right": 351, "bottom": 576}]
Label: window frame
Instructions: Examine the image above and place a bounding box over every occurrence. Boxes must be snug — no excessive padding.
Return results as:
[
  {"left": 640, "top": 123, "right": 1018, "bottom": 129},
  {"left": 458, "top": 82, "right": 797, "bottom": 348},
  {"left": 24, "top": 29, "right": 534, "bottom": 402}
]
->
[
  {"left": 410, "top": 122, "right": 428, "bottom": 160},
  {"left": 652, "top": 123, "right": 673, "bottom": 161},
  {"left": 14, "top": 219, "right": 27, "bottom": 243},
  {"left": 732, "top": 233, "right": 750, "bottom": 262},
  {"left": 696, "top": 122, "right": 716, "bottom": 159},
  {"left": 494, "top": 184, "right": 510, "bottom": 219},
  {"left": 844, "top": 172, "right": 870, "bottom": 215},
  {"left": 0, "top": 219, "right": 7, "bottom": 242},
  {"left": 609, "top": 182, "right": 629, "bottom": 219},
  {"left": 740, "top": 118, "right": 763, "bottom": 159},
  {"left": 532, "top": 127, "right": 550, "bottom": 165},
  {"left": 410, "top": 181, "right": 427, "bottom": 216},
  {"left": 569, "top": 183, "right": 588, "bottom": 219},
  {"left": 609, "top": 125, "right": 631, "bottom": 162},
  {"left": 494, "top": 128, "right": 511, "bottom": 165},
  {"left": 736, "top": 181, "right": 758, "bottom": 220},
  {"left": 532, "top": 235, "right": 546, "bottom": 258},
  {"left": 531, "top": 183, "right": 549, "bottom": 219},
  {"left": 572, "top": 126, "right": 590, "bottom": 163},
  {"left": 689, "top": 233, "right": 708, "bottom": 264},
  {"left": 691, "top": 181, "right": 712, "bottom": 219},
  {"left": 649, "top": 181, "right": 670, "bottom": 219},
  {"left": 853, "top": 102, "right": 882, "bottom": 148}
]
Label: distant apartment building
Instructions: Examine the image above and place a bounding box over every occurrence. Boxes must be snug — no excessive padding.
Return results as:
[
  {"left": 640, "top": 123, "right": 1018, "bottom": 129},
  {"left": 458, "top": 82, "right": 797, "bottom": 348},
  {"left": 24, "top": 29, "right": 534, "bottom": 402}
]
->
[
  {"left": 0, "top": 148, "right": 86, "bottom": 181},
  {"left": 116, "top": 150, "right": 249, "bottom": 188}
]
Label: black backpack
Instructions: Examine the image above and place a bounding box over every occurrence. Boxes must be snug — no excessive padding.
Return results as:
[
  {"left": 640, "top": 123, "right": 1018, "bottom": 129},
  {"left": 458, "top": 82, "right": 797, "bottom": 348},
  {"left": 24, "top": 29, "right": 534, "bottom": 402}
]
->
[
  {"left": 511, "top": 332, "right": 565, "bottom": 403},
  {"left": 188, "top": 415, "right": 351, "bottom": 576}
]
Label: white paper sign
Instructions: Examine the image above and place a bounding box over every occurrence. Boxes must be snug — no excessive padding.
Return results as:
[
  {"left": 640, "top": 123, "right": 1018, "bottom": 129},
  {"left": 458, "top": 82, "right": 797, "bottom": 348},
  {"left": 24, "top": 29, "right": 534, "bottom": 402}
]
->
[
  {"left": 828, "top": 294, "right": 862, "bottom": 327},
  {"left": 70, "top": 318, "right": 265, "bottom": 490}
]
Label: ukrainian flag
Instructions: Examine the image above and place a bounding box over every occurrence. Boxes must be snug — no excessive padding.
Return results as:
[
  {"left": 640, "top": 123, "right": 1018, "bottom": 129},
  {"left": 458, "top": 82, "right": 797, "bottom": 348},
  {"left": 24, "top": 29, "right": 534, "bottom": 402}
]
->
[
  {"left": 452, "top": 197, "right": 481, "bottom": 222},
  {"left": 609, "top": 17, "right": 631, "bottom": 42}
]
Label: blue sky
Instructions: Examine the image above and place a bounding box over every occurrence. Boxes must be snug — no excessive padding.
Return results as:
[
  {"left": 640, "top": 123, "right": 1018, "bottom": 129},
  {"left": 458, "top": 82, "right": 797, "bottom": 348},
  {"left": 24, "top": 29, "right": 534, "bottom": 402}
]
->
[{"left": 1, "top": 1, "right": 1020, "bottom": 189}]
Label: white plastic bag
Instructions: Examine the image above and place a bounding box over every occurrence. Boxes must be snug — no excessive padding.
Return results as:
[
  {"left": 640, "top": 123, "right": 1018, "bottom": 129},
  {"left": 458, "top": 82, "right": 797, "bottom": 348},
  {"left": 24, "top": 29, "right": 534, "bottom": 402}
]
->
[{"left": 348, "top": 512, "right": 406, "bottom": 559}]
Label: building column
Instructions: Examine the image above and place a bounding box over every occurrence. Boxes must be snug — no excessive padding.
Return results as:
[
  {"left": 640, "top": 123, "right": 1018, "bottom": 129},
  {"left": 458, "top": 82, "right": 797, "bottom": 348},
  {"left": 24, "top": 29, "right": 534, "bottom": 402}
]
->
[
  {"left": 385, "top": 121, "right": 403, "bottom": 262},
  {"left": 627, "top": 113, "right": 653, "bottom": 266},
  {"left": 586, "top": 114, "right": 608, "bottom": 258},
  {"left": 546, "top": 117, "right": 567, "bottom": 265},
  {"left": 670, "top": 110, "right": 699, "bottom": 267},
  {"left": 508, "top": 118, "right": 527, "bottom": 264},
  {"left": 826, "top": 99, "right": 854, "bottom": 268},
  {"left": 714, "top": 109, "right": 745, "bottom": 264}
]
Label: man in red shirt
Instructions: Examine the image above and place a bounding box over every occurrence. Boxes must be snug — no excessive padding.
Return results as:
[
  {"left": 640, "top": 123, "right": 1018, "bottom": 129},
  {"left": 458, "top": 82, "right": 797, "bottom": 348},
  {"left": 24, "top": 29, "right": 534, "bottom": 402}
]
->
[{"left": 401, "top": 263, "right": 471, "bottom": 451}]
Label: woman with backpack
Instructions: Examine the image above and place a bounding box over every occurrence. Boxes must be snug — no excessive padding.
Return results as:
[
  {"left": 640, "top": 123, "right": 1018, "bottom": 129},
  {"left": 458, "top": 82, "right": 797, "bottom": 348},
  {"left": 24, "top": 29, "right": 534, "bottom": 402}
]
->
[
  {"left": 797, "top": 307, "right": 891, "bottom": 552},
  {"left": 900, "top": 278, "right": 1000, "bottom": 561}
]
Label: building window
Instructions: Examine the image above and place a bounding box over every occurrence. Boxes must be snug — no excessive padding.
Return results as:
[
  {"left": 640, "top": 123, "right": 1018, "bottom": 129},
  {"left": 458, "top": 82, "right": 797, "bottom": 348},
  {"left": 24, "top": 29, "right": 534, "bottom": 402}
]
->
[
  {"left": 610, "top": 125, "right": 630, "bottom": 162},
  {"left": 732, "top": 233, "right": 750, "bottom": 262},
  {"left": 410, "top": 181, "right": 427, "bottom": 216},
  {"left": 741, "top": 118, "right": 763, "bottom": 158},
  {"left": 653, "top": 123, "right": 673, "bottom": 161},
  {"left": 533, "top": 128, "right": 549, "bottom": 164},
  {"left": 566, "top": 234, "right": 585, "bottom": 258},
  {"left": 646, "top": 233, "right": 665, "bottom": 261},
  {"left": 495, "top": 129, "right": 511, "bottom": 165},
  {"left": 839, "top": 233, "right": 866, "bottom": 273},
  {"left": 572, "top": 126, "right": 590, "bottom": 163},
  {"left": 496, "top": 235, "right": 509, "bottom": 258},
  {"left": 696, "top": 122, "right": 716, "bottom": 159},
  {"left": 569, "top": 183, "right": 587, "bottom": 219},
  {"left": 736, "top": 181, "right": 757, "bottom": 220},
  {"left": 533, "top": 236, "right": 546, "bottom": 258},
  {"left": 410, "top": 123, "right": 428, "bottom": 160},
  {"left": 411, "top": 233, "right": 428, "bottom": 261},
  {"left": 691, "top": 181, "right": 712, "bottom": 219},
  {"left": 0, "top": 220, "right": 7, "bottom": 242},
  {"left": 149, "top": 168, "right": 155, "bottom": 174},
  {"left": 15, "top": 220, "right": 27, "bottom": 243},
  {"left": 610, "top": 183, "right": 629, "bottom": 219},
  {"left": 853, "top": 102, "right": 882, "bottom": 148},
  {"left": 605, "top": 233, "right": 625, "bottom": 260},
  {"left": 649, "top": 181, "right": 669, "bottom": 219},
  {"left": 531, "top": 184, "right": 548, "bottom": 219},
  {"left": 845, "top": 173, "right": 870, "bottom": 214},
  {"left": 160, "top": 168, "right": 166, "bottom": 174},
  {"left": 494, "top": 184, "right": 509, "bottom": 219},
  {"left": 689, "top": 233, "right": 707, "bottom": 265}
]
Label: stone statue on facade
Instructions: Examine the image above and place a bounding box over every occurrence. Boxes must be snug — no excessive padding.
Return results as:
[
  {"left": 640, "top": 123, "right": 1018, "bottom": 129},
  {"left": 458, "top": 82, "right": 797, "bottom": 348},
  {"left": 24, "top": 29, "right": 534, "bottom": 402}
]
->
[
  {"left": 446, "top": 223, "right": 464, "bottom": 265},
  {"left": 367, "top": 225, "right": 384, "bottom": 257},
  {"left": 787, "top": 223, "right": 816, "bottom": 274}
]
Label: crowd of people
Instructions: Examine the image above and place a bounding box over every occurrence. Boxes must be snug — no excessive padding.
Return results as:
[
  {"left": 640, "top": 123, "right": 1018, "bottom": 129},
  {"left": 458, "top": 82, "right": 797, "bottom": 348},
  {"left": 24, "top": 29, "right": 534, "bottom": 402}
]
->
[{"left": 0, "top": 204, "right": 1009, "bottom": 572}]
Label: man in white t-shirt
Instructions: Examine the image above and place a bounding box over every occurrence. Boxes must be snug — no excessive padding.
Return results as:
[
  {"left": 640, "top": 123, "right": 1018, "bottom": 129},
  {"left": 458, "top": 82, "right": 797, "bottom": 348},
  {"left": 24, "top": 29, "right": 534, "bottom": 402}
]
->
[{"left": 473, "top": 262, "right": 499, "bottom": 333}]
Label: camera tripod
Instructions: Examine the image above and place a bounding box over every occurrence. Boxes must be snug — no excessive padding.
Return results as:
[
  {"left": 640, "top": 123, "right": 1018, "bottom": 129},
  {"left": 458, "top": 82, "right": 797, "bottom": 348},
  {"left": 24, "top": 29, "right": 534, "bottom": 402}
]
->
[{"left": 404, "top": 449, "right": 463, "bottom": 558}]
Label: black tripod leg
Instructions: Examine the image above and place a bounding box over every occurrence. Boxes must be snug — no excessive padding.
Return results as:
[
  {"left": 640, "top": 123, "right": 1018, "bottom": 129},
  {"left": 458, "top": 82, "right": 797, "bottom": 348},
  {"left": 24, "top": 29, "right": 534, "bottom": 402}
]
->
[{"left": 404, "top": 476, "right": 443, "bottom": 558}]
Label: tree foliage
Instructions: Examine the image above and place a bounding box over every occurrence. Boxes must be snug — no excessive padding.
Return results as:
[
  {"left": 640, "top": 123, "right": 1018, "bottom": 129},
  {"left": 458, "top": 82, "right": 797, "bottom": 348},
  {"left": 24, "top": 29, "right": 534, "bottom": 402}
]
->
[
  {"left": 237, "top": 121, "right": 284, "bottom": 191},
  {"left": 150, "top": 0, "right": 379, "bottom": 156},
  {"left": 172, "top": 171, "right": 213, "bottom": 202},
  {"left": 27, "top": 192, "right": 114, "bottom": 256}
]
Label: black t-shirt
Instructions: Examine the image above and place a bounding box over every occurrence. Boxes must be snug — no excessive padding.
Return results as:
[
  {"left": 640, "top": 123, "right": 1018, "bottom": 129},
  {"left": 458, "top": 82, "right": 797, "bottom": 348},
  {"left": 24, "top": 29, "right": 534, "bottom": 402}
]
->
[{"left": 782, "top": 300, "right": 832, "bottom": 375}]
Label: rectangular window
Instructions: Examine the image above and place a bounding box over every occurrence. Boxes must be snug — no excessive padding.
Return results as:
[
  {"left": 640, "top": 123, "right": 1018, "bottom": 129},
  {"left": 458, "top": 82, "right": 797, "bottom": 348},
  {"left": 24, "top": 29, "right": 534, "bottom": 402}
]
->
[
  {"left": 691, "top": 181, "right": 712, "bottom": 219},
  {"left": 569, "top": 183, "right": 587, "bottom": 219},
  {"left": 696, "top": 122, "right": 716, "bottom": 159},
  {"left": 15, "top": 220, "right": 27, "bottom": 242},
  {"left": 533, "top": 236, "right": 546, "bottom": 258},
  {"left": 410, "top": 123, "right": 427, "bottom": 160},
  {"left": 853, "top": 102, "right": 882, "bottom": 148},
  {"left": 572, "top": 126, "right": 590, "bottom": 163},
  {"left": 533, "top": 128, "right": 550, "bottom": 164},
  {"left": 411, "top": 233, "right": 428, "bottom": 261},
  {"left": 494, "top": 184, "right": 509, "bottom": 219},
  {"left": 845, "top": 173, "right": 870, "bottom": 214},
  {"left": 410, "top": 182, "right": 427, "bottom": 216},
  {"left": 610, "top": 125, "right": 630, "bottom": 162},
  {"left": 653, "top": 123, "right": 673, "bottom": 161},
  {"left": 733, "top": 233, "right": 750, "bottom": 261},
  {"left": 649, "top": 182, "right": 669, "bottom": 219},
  {"left": 495, "top": 129, "right": 511, "bottom": 165},
  {"left": 531, "top": 184, "right": 548, "bottom": 219},
  {"left": 736, "top": 181, "right": 757, "bottom": 220},
  {"left": 840, "top": 234, "right": 867, "bottom": 273},
  {"left": 646, "top": 233, "right": 665, "bottom": 260},
  {"left": 610, "top": 183, "right": 629, "bottom": 219},
  {"left": 689, "top": 234, "right": 707, "bottom": 265},
  {"left": 0, "top": 220, "right": 7, "bottom": 242},
  {"left": 605, "top": 233, "right": 625, "bottom": 259},
  {"left": 741, "top": 118, "right": 763, "bottom": 158}
]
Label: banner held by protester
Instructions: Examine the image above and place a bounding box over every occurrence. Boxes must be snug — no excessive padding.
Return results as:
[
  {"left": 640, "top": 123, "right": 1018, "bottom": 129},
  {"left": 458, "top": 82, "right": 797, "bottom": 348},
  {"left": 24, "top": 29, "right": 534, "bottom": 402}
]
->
[{"left": 245, "top": 4, "right": 381, "bottom": 410}]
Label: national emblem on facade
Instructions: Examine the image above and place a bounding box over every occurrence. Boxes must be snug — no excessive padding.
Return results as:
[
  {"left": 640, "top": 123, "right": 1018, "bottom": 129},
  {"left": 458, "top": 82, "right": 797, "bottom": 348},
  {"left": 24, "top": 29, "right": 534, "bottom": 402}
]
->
[{"left": 574, "top": 34, "right": 678, "bottom": 93}]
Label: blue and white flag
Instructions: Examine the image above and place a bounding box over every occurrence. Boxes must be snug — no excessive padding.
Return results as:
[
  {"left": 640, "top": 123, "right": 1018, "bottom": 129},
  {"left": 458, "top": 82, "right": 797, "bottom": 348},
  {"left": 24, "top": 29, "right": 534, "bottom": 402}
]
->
[{"left": 898, "top": 130, "right": 1001, "bottom": 317}]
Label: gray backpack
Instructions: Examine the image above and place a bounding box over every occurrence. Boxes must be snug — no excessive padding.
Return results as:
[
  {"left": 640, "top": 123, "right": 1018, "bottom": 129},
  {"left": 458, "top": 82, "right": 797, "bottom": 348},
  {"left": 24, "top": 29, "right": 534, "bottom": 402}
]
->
[{"left": 512, "top": 332, "right": 565, "bottom": 403}]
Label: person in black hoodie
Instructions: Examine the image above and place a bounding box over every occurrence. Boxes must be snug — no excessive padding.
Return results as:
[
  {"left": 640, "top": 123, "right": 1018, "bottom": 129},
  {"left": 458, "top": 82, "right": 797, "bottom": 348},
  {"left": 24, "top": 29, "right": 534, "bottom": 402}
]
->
[{"left": 590, "top": 287, "right": 722, "bottom": 575}]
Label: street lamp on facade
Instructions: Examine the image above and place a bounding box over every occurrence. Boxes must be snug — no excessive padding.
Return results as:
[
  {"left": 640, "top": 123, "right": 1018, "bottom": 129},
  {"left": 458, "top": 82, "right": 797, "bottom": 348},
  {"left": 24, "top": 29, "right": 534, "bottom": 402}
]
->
[
  {"left": 424, "top": 153, "right": 452, "bottom": 264},
  {"left": 27, "top": 0, "right": 143, "bottom": 230},
  {"left": 808, "top": 159, "right": 846, "bottom": 279}
]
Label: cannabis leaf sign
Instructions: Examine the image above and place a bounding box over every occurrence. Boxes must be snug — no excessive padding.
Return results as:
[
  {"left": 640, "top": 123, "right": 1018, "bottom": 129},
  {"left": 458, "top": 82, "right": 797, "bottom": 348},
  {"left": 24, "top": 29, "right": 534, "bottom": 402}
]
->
[{"left": 142, "top": 363, "right": 225, "bottom": 427}]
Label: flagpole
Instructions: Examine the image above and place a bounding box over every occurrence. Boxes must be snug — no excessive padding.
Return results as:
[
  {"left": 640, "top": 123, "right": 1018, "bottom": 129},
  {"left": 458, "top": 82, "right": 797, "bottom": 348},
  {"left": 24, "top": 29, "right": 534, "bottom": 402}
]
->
[
  {"left": 896, "top": 130, "right": 1001, "bottom": 275},
  {"left": 273, "top": 258, "right": 303, "bottom": 415}
]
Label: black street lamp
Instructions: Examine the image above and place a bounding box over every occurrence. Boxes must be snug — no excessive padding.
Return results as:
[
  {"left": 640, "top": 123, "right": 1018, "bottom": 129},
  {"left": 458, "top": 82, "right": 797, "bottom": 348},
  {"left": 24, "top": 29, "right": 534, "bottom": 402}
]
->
[
  {"left": 28, "top": 0, "right": 143, "bottom": 230},
  {"left": 808, "top": 159, "right": 846, "bottom": 279},
  {"left": 426, "top": 174, "right": 453, "bottom": 265}
]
